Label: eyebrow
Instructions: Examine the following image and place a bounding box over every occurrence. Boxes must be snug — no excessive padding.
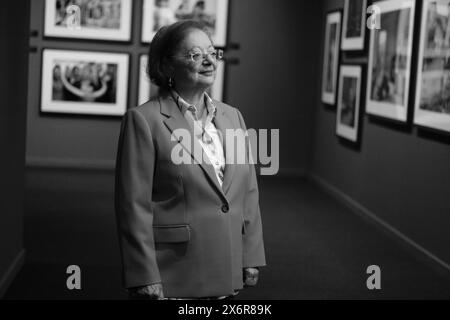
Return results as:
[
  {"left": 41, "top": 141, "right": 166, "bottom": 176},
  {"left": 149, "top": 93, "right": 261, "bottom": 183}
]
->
[{"left": 188, "top": 45, "right": 215, "bottom": 52}]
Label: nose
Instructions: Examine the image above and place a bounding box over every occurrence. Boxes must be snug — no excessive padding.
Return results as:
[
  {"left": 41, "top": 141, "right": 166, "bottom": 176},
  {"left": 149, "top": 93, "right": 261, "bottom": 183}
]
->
[
  {"left": 203, "top": 53, "right": 215, "bottom": 65},
  {"left": 202, "top": 59, "right": 215, "bottom": 70}
]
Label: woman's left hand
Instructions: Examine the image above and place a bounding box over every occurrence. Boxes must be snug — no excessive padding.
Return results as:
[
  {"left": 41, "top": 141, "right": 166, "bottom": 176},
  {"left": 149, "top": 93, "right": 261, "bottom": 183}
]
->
[{"left": 243, "top": 267, "right": 259, "bottom": 287}]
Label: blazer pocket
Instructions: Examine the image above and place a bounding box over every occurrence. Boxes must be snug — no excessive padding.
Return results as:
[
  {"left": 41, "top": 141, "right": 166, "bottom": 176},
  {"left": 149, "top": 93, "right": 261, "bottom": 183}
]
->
[{"left": 153, "top": 224, "right": 191, "bottom": 243}]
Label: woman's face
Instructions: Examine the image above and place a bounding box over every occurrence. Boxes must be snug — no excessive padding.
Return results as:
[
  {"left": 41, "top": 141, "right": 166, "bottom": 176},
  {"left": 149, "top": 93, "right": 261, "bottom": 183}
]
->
[{"left": 170, "top": 29, "right": 216, "bottom": 91}]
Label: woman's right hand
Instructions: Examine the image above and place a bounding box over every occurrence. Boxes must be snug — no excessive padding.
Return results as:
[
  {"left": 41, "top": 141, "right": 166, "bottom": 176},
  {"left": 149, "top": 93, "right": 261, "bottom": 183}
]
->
[{"left": 128, "top": 283, "right": 165, "bottom": 300}]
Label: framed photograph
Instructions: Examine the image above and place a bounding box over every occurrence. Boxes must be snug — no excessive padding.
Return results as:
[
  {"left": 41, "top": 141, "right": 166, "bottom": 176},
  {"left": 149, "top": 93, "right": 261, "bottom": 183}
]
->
[
  {"left": 44, "top": 0, "right": 132, "bottom": 41},
  {"left": 336, "top": 65, "right": 362, "bottom": 142},
  {"left": 41, "top": 49, "right": 129, "bottom": 116},
  {"left": 138, "top": 54, "right": 162, "bottom": 105},
  {"left": 141, "top": 0, "right": 229, "bottom": 46},
  {"left": 342, "top": 0, "right": 367, "bottom": 50},
  {"left": 138, "top": 54, "right": 151, "bottom": 105},
  {"left": 321, "top": 11, "right": 342, "bottom": 105},
  {"left": 366, "top": 0, "right": 416, "bottom": 122},
  {"left": 413, "top": 0, "right": 450, "bottom": 133},
  {"left": 208, "top": 59, "right": 225, "bottom": 101}
]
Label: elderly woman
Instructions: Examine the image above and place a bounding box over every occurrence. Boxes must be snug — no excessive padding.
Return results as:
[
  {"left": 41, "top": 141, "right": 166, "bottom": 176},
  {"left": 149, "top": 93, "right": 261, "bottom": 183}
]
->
[{"left": 115, "top": 20, "right": 265, "bottom": 300}]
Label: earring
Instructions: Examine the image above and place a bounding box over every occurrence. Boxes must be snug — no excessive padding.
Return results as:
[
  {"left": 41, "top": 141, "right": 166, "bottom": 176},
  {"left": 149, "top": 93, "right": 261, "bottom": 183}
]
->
[{"left": 168, "top": 77, "right": 173, "bottom": 88}]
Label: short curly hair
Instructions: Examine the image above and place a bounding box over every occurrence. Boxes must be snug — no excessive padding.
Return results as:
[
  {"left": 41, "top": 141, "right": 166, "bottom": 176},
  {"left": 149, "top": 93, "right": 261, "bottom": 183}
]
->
[{"left": 147, "top": 20, "right": 212, "bottom": 91}]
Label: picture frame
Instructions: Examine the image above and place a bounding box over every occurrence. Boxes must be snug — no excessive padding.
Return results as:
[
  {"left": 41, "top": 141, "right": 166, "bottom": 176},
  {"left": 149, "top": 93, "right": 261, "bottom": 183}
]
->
[
  {"left": 341, "top": 0, "right": 367, "bottom": 51},
  {"left": 208, "top": 59, "right": 225, "bottom": 101},
  {"left": 321, "top": 10, "right": 342, "bottom": 106},
  {"left": 336, "top": 65, "right": 362, "bottom": 142},
  {"left": 41, "top": 49, "right": 129, "bottom": 116},
  {"left": 138, "top": 54, "right": 152, "bottom": 106},
  {"left": 366, "top": 0, "right": 416, "bottom": 122},
  {"left": 141, "top": 0, "right": 229, "bottom": 47},
  {"left": 413, "top": 0, "right": 450, "bottom": 133},
  {"left": 138, "top": 54, "right": 163, "bottom": 105},
  {"left": 44, "top": 0, "right": 132, "bottom": 41}
]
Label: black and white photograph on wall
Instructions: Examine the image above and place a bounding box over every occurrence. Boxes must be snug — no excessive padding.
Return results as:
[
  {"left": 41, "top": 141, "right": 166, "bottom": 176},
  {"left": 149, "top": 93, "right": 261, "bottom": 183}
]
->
[
  {"left": 366, "top": 0, "right": 416, "bottom": 122},
  {"left": 138, "top": 54, "right": 152, "bottom": 105},
  {"left": 414, "top": 0, "right": 450, "bottom": 133},
  {"left": 321, "top": 10, "right": 342, "bottom": 105},
  {"left": 138, "top": 54, "right": 163, "bottom": 105},
  {"left": 336, "top": 65, "right": 362, "bottom": 142},
  {"left": 141, "top": 0, "right": 229, "bottom": 46},
  {"left": 44, "top": 0, "right": 132, "bottom": 41},
  {"left": 41, "top": 49, "right": 129, "bottom": 116},
  {"left": 341, "top": 0, "right": 367, "bottom": 50},
  {"left": 208, "top": 59, "right": 225, "bottom": 101}
]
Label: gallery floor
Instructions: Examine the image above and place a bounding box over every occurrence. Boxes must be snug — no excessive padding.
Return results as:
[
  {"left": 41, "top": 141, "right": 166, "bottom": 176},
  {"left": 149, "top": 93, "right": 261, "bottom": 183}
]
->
[{"left": 4, "top": 167, "right": 450, "bottom": 300}]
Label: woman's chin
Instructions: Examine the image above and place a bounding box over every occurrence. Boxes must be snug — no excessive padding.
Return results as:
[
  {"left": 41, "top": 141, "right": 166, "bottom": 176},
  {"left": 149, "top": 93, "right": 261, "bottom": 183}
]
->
[{"left": 196, "top": 79, "right": 215, "bottom": 89}]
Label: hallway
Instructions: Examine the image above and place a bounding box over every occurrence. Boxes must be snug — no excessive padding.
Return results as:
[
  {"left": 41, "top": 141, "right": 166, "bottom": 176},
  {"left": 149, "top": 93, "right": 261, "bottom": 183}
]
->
[{"left": 4, "top": 168, "right": 450, "bottom": 300}]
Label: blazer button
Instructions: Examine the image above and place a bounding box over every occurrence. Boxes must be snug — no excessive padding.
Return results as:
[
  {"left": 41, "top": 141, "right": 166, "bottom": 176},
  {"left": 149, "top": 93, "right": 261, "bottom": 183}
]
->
[{"left": 221, "top": 204, "right": 229, "bottom": 213}]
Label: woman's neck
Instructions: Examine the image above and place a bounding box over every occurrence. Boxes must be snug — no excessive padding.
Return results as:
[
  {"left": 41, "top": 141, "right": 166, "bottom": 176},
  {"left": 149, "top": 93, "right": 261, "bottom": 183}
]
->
[{"left": 174, "top": 87, "right": 206, "bottom": 110}]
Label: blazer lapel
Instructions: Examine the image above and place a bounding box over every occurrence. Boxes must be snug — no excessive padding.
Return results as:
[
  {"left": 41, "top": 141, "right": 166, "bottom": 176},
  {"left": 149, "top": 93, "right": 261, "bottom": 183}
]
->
[
  {"left": 160, "top": 96, "right": 226, "bottom": 199},
  {"left": 213, "top": 103, "right": 236, "bottom": 195}
]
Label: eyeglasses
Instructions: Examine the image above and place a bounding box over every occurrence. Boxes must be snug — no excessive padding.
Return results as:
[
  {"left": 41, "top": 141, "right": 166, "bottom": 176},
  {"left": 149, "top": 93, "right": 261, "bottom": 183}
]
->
[{"left": 175, "top": 48, "right": 224, "bottom": 64}]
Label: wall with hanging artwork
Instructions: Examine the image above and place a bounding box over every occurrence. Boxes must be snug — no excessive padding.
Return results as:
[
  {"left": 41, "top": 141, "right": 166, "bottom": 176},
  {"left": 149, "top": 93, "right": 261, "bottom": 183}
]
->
[
  {"left": 26, "top": 0, "right": 323, "bottom": 176},
  {"left": 26, "top": 0, "right": 232, "bottom": 169},
  {"left": 311, "top": 0, "right": 450, "bottom": 268},
  {"left": 0, "top": 0, "right": 30, "bottom": 297}
]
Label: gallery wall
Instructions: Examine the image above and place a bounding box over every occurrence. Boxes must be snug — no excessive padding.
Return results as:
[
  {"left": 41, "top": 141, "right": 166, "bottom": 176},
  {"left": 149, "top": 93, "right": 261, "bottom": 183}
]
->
[
  {"left": 26, "top": 0, "right": 147, "bottom": 169},
  {"left": 0, "top": 0, "right": 29, "bottom": 296},
  {"left": 26, "top": 0, "right": 323, "bottom": 175},
  {"left": 309, "top": 0, "right": 450, "bottom": 266}
]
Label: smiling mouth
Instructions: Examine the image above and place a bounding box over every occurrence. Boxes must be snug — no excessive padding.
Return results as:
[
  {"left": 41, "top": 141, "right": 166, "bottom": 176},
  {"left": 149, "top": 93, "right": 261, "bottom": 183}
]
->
[{"left": 199, "top": 70, "right": 214, "bottom": 75}]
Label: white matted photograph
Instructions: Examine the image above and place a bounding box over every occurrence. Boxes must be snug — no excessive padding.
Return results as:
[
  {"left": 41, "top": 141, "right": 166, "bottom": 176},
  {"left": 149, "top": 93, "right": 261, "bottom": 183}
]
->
[
  {"left": 366, "top": 0, "right": 416, "bottom": 122},
  {"left": 414, "top": 0, "right": 450, "bottom": 133},
  {"left": 321, "top": 11, "right": 342, "bottom": 105},
  {"left": 41, "top": 49, "right": 129, "bottom": 116},
  {"left": 141, "top": 0, "right": 229, "bottom": 46},
  {"left": 336, "top": 65, "right": 362, "bottom": 142},
  {"left": 44, "top": 0, "right": 132, "bottom": 41},
  {"left": 208, "top": 59, "right": 225, "bottom": 101},
  {"left": 138, "top": 54, "right": 152, "bottom": 105},
  {"left": 342, "top": 0, "right": 367, "bottom": 50},
  {"left": 138, "top": 54, "right": 162, "bottom": 105}
]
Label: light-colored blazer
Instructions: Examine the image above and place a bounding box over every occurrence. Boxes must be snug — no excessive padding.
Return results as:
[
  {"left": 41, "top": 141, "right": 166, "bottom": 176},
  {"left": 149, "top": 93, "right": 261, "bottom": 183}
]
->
[{"left": 114, "top": 94, "right": 266, "bottom": 298}]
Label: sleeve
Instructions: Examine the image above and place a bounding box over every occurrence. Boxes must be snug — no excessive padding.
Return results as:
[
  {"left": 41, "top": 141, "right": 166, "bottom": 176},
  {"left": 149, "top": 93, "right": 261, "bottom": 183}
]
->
[
  {"left": 236, "top": 109, "right": 267, "bottom": 268},
  {"left": 114, "top": 108, "right": 161, "bottom": 288}
]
